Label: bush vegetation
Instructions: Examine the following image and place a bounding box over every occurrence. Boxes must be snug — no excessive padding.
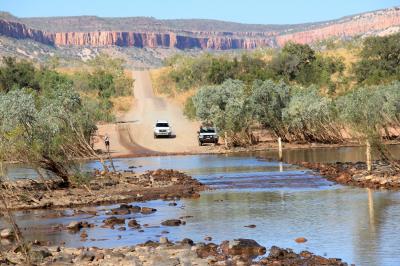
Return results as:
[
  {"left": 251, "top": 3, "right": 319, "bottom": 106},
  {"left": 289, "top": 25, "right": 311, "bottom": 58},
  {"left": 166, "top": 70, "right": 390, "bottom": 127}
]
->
[
  {"left": 0, "top": 54, "right": 133, "bottom": 184},
  {"left": 160, "top": 33, "right": 400, "bottom": 147}
]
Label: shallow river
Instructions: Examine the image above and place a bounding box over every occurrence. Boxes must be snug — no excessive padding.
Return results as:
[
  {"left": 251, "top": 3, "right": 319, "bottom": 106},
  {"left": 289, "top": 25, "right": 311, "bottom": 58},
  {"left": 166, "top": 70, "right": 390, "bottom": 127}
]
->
[{"left": 3, "top": 146, "right": 400, "bottom": 266}]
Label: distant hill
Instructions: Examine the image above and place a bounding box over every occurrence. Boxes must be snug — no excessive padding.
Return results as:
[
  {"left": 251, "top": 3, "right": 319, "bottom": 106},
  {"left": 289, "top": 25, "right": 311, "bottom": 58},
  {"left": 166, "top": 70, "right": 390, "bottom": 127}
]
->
[{"left": 0, "top": 7, "right": 399, "bottom": 67}]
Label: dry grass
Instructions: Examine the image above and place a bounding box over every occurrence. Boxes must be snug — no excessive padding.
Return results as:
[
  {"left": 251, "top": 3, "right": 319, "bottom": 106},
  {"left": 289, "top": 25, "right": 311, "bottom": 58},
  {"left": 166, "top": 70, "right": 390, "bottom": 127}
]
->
[
  {"left": 150, "top": 67, "right": 197, "bottom": 105},
  {"left": 150, "top": 67, "right": 176, "bottom": 96},
  {"left": 111, "top": 96, "right": 133, "bottom": 115}
]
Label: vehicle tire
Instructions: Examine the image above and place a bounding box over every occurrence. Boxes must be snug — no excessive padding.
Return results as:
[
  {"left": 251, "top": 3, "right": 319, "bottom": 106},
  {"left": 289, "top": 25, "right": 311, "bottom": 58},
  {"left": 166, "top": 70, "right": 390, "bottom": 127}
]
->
[
  {"left": 154, "top": 134, "right": 157, "bottom": 139},
  {"left": 198, "top": 141, "right": 203, "bottom": 146}
]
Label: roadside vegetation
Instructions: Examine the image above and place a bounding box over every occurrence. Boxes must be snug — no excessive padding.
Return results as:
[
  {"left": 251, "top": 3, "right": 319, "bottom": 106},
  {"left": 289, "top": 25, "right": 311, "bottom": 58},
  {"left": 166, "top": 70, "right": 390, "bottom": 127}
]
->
[
  {"left": 0, "top": 54, "right": 133, "bottom": 184},
  {"left": 152, "top": 33, "right": 400, "bottom": 153}
]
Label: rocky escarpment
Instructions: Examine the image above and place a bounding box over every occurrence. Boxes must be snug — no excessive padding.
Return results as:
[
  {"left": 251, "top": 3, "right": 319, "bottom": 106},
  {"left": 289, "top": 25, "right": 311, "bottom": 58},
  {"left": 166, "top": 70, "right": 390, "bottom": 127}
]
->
[
  {"left": 52, "top": 31, "right": 275, "bottom": 49},
  {"left": 0, "top": 19, "right": 54, "bottom": 45},
  {"left": 276, "top": 8, "right": 400, "bottom": 46},
  {"left": 1, "top": 7, "right": 400, "bottom": 50},
  {"left": 0, "top": 19, "right": 275, "bottom": 50}
]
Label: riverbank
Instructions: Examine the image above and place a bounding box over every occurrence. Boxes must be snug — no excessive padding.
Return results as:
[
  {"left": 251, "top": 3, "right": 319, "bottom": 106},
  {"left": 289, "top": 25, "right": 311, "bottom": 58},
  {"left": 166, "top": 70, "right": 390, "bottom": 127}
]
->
[
  {"left": 0, "top": 169, "right": 205, "bottom": 211},
  {"left": 0, "top": 238, "right": 348, "bottom": 265},
  {"left": 102, "top": 139, "right": 400, "bottom": 159},
  {"left": 300, "top": 160, "right": 400, "bottom": 189}
]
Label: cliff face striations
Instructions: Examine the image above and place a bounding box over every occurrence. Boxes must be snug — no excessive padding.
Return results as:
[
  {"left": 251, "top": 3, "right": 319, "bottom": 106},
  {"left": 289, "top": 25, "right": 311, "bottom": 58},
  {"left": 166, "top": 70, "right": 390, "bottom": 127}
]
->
[
  {"left": 52, "top": 31, "right": 275, "bottom": 49},
  {"left": 1, "top": 8, "right": 400, "bottom": 50},
  {"left": 0, "top": 19, "right": 54, "bottom": 45},
  {"left": 276, "top": 8, "right": 400, "bottom": 46}
]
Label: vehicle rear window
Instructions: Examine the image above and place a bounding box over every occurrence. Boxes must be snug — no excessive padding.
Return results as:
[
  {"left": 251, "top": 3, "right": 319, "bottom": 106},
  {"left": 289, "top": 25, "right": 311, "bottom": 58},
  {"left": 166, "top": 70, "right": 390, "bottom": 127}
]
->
[
  {"left": 156, "top": 123, "right": 169, "bottom": 127},
  {"left": 200, "top": 127, "right": 215, "bottom": 133}
]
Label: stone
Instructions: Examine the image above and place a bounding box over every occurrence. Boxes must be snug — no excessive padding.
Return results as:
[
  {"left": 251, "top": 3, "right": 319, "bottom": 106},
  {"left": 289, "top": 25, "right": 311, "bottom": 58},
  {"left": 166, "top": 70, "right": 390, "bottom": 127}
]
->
[
  {"left": 128, "top": 220, "right": 141, "bottom": 229},
  {"left": 109, "top": 208, "right": 130, "bottom": 215},
  {"left": 95, "top": 252, "right": 105, "bottom": 261},
  {"left": 268, "top": 246, "right": 289, "bottom": 259},
  {"left": 66, "top": 221, "right": 82, "bottom": 232},
  {"left": 181, "top": 238, "right": 194, "bottom": 246},
  {"left": 161, "top": 219, "right": 182, "bottom": 226},
  {"left": 77, "top": 251, "right": 96, "bottom": 262},
  {"left": 244, "top": 224, "right": 256, "bottom": 228},
  {"left": 103, "top": 216, "right": 125, "bottom": 227},
  {"left": 159, "top": 237, "right": 169, "bottom": 244},
  {"left": 140, "top": 207, "right": 157, "bottom": 214},
  {"left": 220, "top": 239, "right": 266, "bottom": 257},
  {"left": 0, "top": 228, "right": 13, "bottom": 239},
  {"left": 80, "top": 230, "right": 88, "bottom": 239},
  {"left": 31, "top": 247, "right": 52, "bottom": 261},
  {"left": 295, "top": 237, "right": 307, "bottom": 243}
]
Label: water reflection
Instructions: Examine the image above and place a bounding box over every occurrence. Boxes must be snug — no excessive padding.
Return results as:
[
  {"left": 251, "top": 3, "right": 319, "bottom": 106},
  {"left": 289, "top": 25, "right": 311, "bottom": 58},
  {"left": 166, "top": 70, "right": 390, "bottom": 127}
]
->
[
  {"left": 2, "top": 150, "right": 400, "bottom": 265},
  {"left": 259, "top": 144, "right": 400, "bottom": 163}
]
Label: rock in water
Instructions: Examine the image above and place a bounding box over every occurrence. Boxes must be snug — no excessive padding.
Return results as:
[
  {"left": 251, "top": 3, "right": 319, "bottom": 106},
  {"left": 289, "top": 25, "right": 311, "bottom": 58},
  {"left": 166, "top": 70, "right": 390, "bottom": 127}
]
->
[
  {"left": 127, "top": 219, "right": 141, "bottom": 229},
  {"left": 66, "top": 221, "right": 83, "bottom": 232},
  {"left": 140, "top": 207, "right": 157, "bottom": 214},
  {"left": 161, "top": 219, "right": 182, "bottom": 226},
  {"left": 295, "top": 237, "right": 307, "bottom": 243},
  {"left": 220, "top": 239, "right": 266, "bottom": 257},
  {"left": 103, "top": 216, "right": 125, "bottom": 227}
]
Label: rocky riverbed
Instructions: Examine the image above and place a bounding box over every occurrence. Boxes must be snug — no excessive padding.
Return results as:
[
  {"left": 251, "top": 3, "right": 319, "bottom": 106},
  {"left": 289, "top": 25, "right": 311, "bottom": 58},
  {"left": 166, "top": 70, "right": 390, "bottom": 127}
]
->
[
  {"left": 300, "top": 160, "right": 400, "bottom": 189},
  {"left": 0, "top": 238, "right": 348, "bottom": 265},
  {"left": 0, "top": 169, "right": 205, "bottom": 210}
]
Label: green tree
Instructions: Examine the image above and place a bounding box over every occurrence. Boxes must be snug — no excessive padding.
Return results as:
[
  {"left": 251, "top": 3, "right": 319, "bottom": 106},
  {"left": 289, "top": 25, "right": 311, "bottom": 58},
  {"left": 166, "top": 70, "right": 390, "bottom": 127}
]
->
[
  {"left": 0, "top": 57, "right": 39, "bottom": 92},
  {"left": 192, "top": 79, "right": 254, "bottom": 146},
  {"left": 336, "top": 83, "right": 400, "bottom": 167},
  {"left": 353, "top": 33, "right": 400, "bottom": 85},
  {"left": 250, "top": 80, "right": 291, "bottom": 139},
  {"left": 0, "top": 87, "right": 97, "bottom": 185},
  {"left": 282, "top": 87, "right": 343, "bottom": 143}
]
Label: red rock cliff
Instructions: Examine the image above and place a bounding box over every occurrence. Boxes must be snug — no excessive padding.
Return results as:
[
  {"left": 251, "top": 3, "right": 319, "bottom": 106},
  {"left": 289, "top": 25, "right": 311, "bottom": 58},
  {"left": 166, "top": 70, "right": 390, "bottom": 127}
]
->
[
  {"left": 276, "top": 9, "right": 400, "bottom": 46},
  {"left": 0, "top": 19, "right": 54, "bottom": 45},
  {"left": 1, "top": 8, "right": 400, "bottom": 50},
  {"left": 52, "top": 31, "right": 275, "bottom": 50}
]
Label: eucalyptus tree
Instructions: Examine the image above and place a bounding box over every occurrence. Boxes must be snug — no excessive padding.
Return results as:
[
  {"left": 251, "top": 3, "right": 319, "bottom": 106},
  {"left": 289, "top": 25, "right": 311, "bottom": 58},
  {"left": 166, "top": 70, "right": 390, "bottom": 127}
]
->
[
  {"left": 192, "top": 79, "right": 255, "bottom": 146},
  {"left": 250, "top": 79, "right": 291, "bottom": 140},
  {"left": 282, "top": 87, "right": 343, "bottom": 143},
  {"left": 0, "top": 85, "right": 98, "bottom": 185},
  {"left": 336, "top": 82, "right": 400, "bottom": 170}
]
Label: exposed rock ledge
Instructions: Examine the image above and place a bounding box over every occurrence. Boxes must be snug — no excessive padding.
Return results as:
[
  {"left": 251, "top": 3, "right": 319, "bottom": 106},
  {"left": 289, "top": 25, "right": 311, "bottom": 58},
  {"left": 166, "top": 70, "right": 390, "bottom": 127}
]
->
[
  {"left": 0, "top": 238, "right": 348, "bottom": 265},
  {"left": 0, "top": 169, "right": 205, "bottom": 211},
  {"left": 300, "top": 161, "right": 400, "bottom": 189}
]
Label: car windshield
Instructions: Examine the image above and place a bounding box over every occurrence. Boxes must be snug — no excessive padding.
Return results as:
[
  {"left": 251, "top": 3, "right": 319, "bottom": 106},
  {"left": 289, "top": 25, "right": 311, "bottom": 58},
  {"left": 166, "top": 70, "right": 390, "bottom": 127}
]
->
[
  {"left": 200, "top": 127, "right": 216, "bottom": 133},
  {"left": 156, "top": 123, "right": 169, "bottom": 127}
]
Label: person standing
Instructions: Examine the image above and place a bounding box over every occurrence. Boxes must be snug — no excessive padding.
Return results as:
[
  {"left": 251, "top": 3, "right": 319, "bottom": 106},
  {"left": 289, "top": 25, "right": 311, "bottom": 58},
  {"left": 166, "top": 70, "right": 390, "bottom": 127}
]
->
[{"left": 104, "top": 134, "right": 110, "bottom": 152}]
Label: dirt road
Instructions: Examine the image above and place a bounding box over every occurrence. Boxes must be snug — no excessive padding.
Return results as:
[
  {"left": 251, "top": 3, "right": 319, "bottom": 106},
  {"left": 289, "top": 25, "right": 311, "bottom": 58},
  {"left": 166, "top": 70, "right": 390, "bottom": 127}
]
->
[{"left": 95, "top": 70, "right": 201, "bottom": 156}]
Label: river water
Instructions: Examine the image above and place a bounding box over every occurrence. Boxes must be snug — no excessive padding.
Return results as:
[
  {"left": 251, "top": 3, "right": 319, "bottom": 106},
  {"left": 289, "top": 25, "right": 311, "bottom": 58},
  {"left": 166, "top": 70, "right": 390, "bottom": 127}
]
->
[{"left": 3, "top": 146, "right": 400, "bottom": 265}]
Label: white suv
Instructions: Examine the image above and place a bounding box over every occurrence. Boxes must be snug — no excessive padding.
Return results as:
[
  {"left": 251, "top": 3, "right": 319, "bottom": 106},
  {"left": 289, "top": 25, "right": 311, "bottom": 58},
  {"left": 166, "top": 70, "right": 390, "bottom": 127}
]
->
[{"left": 154, "top": 120, "right": 172, "bottom": 138}]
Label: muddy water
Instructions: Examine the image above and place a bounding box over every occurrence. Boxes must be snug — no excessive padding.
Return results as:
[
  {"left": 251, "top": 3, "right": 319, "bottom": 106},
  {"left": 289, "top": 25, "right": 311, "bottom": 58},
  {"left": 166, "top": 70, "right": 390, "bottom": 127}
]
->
[{"left": 3, "top": 148, "right": 400, "bottom": 265}]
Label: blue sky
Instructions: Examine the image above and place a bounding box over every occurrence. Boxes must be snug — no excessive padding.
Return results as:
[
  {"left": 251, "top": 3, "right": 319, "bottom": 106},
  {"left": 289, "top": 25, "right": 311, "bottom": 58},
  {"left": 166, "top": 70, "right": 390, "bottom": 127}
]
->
[{"left": 1, "top": 0, "right": 399, "bottom": 24}]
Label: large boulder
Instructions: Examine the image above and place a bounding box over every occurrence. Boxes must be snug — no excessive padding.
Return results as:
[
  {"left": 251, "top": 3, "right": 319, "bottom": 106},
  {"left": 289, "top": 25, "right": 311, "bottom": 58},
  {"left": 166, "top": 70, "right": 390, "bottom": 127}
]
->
[
  {"left": 0, "top": 228, "right": 14, "bottom": 239},
  {"left": 220, "top": 239, "right": 266, "bottom": 257}
]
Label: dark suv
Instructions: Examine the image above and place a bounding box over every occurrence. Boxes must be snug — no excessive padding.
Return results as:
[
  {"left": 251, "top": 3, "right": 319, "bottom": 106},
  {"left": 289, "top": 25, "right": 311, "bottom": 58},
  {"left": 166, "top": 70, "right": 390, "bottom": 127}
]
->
[{"left": 198, "top": 126, "right": 218, "bottom": 146}]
